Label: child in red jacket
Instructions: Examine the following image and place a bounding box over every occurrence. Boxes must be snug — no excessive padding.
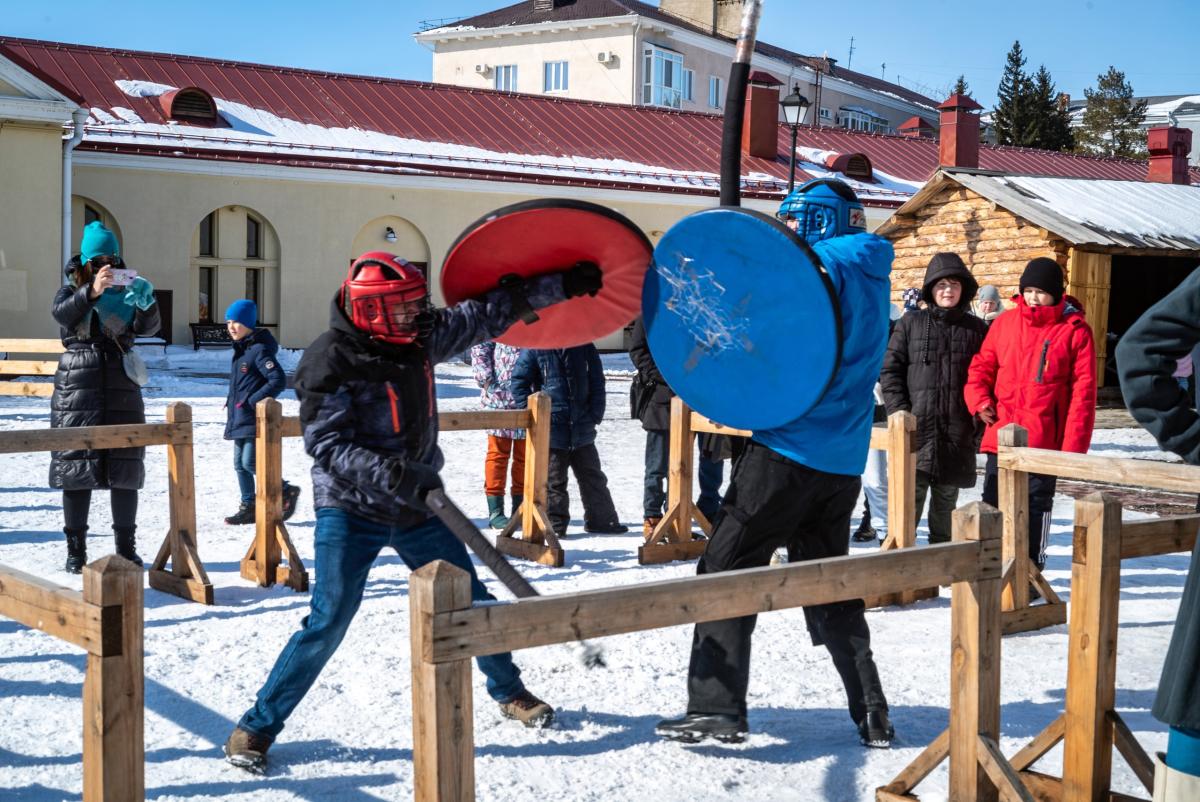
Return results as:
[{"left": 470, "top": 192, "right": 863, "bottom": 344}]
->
[{"left": 964, "top": 257, "right": 1097, "bottom": 570}]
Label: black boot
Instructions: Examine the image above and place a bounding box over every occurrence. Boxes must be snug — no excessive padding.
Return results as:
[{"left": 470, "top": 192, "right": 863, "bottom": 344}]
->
[
  {"left": 225, "top": 500, "right": 256, "bottom": 525},
  {"left": 114, "top": 526, "right": 143, "bottom": 567},
  {"left": 857, "top": 709, "right": 894, "bottom": 748},
  {"left": 281, "top": 483, "right": 301, "bottom": 521},
  {"left": 64, "top": 528, "right": 87, "bottom": 574},
  {"left": 655, "top": 712, "right": 748, "bottom": 744}
]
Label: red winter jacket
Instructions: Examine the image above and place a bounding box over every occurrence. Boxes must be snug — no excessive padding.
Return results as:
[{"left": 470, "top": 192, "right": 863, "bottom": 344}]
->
[{"left": 964, "top": 295, "right": 1097, "bottom": 454}]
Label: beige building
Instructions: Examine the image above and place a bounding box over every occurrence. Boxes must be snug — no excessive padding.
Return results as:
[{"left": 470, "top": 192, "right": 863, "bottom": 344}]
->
[{"left": 414, "top": 0, "right": 939, "bottom": 133}]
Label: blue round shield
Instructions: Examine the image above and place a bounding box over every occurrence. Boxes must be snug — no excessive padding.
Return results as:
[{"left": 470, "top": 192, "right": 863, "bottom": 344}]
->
[{"left": 643, "top": 207, "right": 842, "bottom": 431}]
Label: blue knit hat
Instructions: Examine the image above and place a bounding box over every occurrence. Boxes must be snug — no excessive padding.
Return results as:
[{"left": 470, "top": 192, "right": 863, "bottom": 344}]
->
[
  {"left": 225, "top": 299, "right": 258, "bottom": 329},
  {"left": 80, "top": 221, "right": 119, "bottom": 263}
]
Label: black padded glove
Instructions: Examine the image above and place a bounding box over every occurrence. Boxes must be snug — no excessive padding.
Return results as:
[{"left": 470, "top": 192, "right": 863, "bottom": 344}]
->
[
  {"left": 385, "top": 459, "right": 444, "bottom": 510},
  {"left": 562, "top": 261, "right": 603, "bottom": 298}
]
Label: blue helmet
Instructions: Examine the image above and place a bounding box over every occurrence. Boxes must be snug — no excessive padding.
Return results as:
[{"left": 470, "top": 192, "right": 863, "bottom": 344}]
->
[{"left": 776, "top": 178, "right": 867, "bottom": 244}]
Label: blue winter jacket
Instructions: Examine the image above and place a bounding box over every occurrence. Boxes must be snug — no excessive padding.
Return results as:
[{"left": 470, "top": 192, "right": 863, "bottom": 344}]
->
[
  {"left": 510, "top": 345, "right": 605, "bottom": 450},
  {"left": 754, "top": 233, "right": 893, "bottom": 476},
  {"left": 224, "top": 328, "right": 287, "bottom": 440},
  {"left": 295, "top": 275, "right": 567, "bottom": 527}
]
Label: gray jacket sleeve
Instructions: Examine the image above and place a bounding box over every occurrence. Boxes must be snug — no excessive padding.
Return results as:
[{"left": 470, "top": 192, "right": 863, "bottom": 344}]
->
[{"left": 426, "top": 274, "right": 567, "bottom": 364}]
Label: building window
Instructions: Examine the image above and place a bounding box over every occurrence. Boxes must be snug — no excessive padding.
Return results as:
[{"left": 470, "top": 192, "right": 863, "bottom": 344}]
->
[
  {"left": 245, "top": 267, "right": 262, "bottom": 307},
  {"left": 198, "top": 266, "right": 215, "bottom": 324},
  {"left": 543, "top": 61, "right": 568, "bottom": 93},
  {"left": 494, "top": 64, "right": 518, "bottom": 92},
  {"left": 84, "top": 204, "right": 102, "bottom": 226},
  {"left": 642, "top": 46, "right": 684, "bottom": 109},
  {"left": 708, "top": 75, "right": 723, "bottom": 109},
  {"left": 246, "top": 215, "right": 262, "bottom": 259},
  {"left": 682, "top": 69, "right": 694, "bottom": 102},
  {"left": 198, "top": 212, "right": 215, "bottom": 257},
  {"left": 819, "top": 107, "right": 832, "bottom": 121},
  {"left": 837, "top": 107, "right": 889, "bottom": 133}
]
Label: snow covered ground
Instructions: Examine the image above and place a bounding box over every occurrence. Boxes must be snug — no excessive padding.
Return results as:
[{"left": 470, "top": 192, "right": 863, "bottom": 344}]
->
[{"left": 0, "top": 347, "right": 1186, "bottom": 801}]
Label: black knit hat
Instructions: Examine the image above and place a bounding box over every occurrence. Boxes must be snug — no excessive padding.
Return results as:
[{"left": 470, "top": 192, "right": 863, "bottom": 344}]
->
[{"left": 1020, "top": 257, "right": 1065, "bottom": 305}]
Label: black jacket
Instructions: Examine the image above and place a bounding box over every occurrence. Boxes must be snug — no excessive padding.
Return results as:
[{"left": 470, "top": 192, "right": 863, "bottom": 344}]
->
[
  {"left": 628, "top": 317, "right": 673, "bottom": 431},
  {"left": 296, "top": 274, "right": 566, "bottom": 526},
  {"left": 225, "top": 328, "right": 286, "bottom": 440},
  {"left": 510, "top": 345, "right": 605, "bottom": 451},
  {"left": 880, "top": 254, "right": 986, "bottom": 487},
  {"left": 49, "top": 258, "right": 161, "bottom": 490},
  {"left": 1116, "top": 266, "right": 1200, "bottom": 730}
]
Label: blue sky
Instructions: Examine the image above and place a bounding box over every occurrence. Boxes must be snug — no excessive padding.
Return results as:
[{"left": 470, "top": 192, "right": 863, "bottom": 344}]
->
[{"left": 4, "top": 0, "right": 1196, "bottom": 108}]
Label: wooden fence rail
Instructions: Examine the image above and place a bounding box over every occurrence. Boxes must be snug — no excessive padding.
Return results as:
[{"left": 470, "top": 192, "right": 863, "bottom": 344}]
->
[
  {"left": 0, "top": 556, "right": 144, "bottom": 802},
  {"left": 0, "top": 338, "right": 64, "bottom": 397},
  {"left": 0, "top": 402, "right": 212, "bottom": 605},
  {"left": 245, "top": 392, "right": 557, "bottom": 590},
  {"left": 411, "top": 502, "right": 1021, "bottom": 802}
]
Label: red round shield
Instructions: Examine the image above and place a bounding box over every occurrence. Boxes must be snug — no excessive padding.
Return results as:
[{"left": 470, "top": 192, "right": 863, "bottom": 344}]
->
[{"left": 441, "top": 199, "right": 650, "bottom": 347}]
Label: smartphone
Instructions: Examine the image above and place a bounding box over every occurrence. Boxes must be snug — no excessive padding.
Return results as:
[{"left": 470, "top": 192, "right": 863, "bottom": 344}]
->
[{"left": 110, "top": 268, "right": 138, "bottom": 287}]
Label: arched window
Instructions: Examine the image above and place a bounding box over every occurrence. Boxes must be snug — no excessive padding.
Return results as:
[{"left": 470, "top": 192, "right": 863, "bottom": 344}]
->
[{"left": 191, "top": 206, "right": 280, "bottom": 333}]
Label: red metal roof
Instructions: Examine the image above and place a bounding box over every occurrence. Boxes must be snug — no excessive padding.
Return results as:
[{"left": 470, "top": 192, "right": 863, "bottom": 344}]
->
[{"left": 2, "top": 36, "right": 1192, "bottom": 204}]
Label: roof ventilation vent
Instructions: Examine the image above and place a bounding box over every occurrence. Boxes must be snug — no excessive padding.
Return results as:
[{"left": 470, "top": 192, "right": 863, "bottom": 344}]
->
[
  {"left": 824, "top": 152, "right": 874, "bottom": 182},
  {"left": 158, "top": 87, "right": 220, "bottom": 126}
]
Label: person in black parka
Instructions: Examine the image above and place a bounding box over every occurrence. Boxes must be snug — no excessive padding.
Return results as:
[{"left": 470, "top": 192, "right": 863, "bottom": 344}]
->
[
  {"left": 880, "top": 252, "right": 987, "bottom": 543},
  {"left": 51, "top": 221, "right": 160, "bottom": 572},
  {"left": 1117, "top": 266, "right": 1200, "bottom": 796}
]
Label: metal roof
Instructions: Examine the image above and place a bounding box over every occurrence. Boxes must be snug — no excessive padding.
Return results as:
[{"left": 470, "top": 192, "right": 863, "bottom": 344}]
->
[
  {"left": 880, "top": 169, "right": 1200, "bottom": 251},
  {"left": 2, "top": 36, "right": 1193, "bottom": 205}
]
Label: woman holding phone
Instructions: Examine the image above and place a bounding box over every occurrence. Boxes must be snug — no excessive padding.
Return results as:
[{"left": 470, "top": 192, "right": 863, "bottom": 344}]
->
[{"left": 50, "top": 221, "right": 160, "bottom": 573}]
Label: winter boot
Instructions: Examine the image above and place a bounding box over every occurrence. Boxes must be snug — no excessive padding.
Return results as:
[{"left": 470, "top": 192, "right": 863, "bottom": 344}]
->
[
  {"left": 643, "top": 516, "right": 662, "bottom": 539},
  {"left": 852, "top": 519, "right": 878, "bottom": 543},
  {"left": 510, "top": 494, "right": 524, "bottom": 529},
  {"left": 64, "top": 528, "right": 88, "bottom": 574},
  {"left": 114, "top": 526, "right": 143, "bottom": 567},
  {"left": 224, "top": 500, "right": 256, "bottom": 525},
  {"left": 585, "top": 520, "right": 629, "bottom": 534},
  {"left": 281, "top": 483, "right": 301, "bottom": 521},
  {"left": 1155, "top": 751, "right": 1200, "bottom": 801},
  {"left": 224, "top": 726, "right": 273, "bottom": 774},
  {"left": 498, "top": 689, "right": 555, "bottom": 728},
  {"left": 858, "top": 709, "right": 895, "bottom": 748},
  {"left": 487, "top": 495, "right": 509, "bottom": 530},
  {"left": 655, "top": 712, "right": 748, "bottom": 744}
]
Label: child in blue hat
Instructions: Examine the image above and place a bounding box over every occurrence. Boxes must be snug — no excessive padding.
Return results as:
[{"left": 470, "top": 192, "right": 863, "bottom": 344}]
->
[{"left": 222, "top": 299, "right": 301, "bottom": 524}]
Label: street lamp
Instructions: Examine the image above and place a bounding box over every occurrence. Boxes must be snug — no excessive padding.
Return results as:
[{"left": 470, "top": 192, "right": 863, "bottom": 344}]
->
[{"left": 779, "top": 85, "right": 811, "bottom": 192}]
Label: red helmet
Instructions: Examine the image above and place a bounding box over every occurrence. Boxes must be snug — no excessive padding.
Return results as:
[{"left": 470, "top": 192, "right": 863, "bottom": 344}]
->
[{"left": 342, "top": 251, "right": 432, "bottom": 345}]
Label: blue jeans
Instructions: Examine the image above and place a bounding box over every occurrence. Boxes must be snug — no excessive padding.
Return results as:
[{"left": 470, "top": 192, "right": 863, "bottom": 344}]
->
[
  {"left": 238, "top": 507, "right": 525, "bottom": 739},
  {"left": 233, "top": 438, "right": 255, "bottom": 502},
  {"left": 643, "top": 429, "right": 725, "bottom": 520}
]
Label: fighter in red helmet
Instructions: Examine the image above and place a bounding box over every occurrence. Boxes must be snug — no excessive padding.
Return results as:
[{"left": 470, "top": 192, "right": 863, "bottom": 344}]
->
[{"left": 224, "top": 252, "right": 601, "bottom": 773}]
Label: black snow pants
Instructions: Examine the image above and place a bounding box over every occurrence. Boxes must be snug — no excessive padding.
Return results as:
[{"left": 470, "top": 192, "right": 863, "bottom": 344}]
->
[
  {"left": 981, "top": 453, "right": 1057, "bottom": 569},
  {"left": 686, "top": 440, "right": 889, "bottom": 724}
]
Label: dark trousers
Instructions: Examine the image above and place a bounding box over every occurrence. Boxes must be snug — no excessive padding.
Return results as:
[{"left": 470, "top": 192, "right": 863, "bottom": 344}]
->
[
  {"left": 547, "top": 443, "right": 620, "bottom": 533},
  {"left": 643, "top": 429, "right": 725, "bottom": 520},
  {"left": 686, "top": 441, "right": 888, "bottom": 723},
  {"left": 982, "top": 453, "right": 1057, "bottom": 568},
  {"left": 913, "top": 471, "right": 960, "bottom": 544},
  {"left": 63, "top": 488, "right": 138, "bottom": 531}
]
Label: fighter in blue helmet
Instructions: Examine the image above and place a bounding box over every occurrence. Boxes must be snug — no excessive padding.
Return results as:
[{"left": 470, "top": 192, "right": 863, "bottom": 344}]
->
[{"left": 657, "top": 177, "right": 895, "bottom": 749}]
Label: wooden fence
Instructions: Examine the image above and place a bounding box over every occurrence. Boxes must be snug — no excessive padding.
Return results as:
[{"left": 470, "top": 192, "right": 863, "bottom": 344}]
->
[
  {"left": 245, "top": 392, "right": 557, "bottom": 589},
  {"left": 0, "top": 556, "right": 144, "bottom": 801},
  {"left": 0, "top": 402, "right": 212, "bottom": 605},
  {"left": 0, "top": 338, "right": 64, "bottom": 397},
  {"left": 409, "top": 502, "right": 1010, "bottom": 802}
]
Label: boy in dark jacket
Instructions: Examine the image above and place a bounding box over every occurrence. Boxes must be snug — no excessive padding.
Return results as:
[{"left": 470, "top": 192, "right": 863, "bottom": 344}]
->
[
  {"left": 511, "top": 343, "right": 627, "bottom": 536},
  {"left": 224, "top": 252, "right": 601, "bottom": 773},
  {"left": 880, "top": 253, "right": 988, "bottom": 543},
  {"left": 222, "top": 299, "right": 300, "bottom": 525},
  {"left": 1117, "top": 267, "right": 1200, "bottom": 799}
]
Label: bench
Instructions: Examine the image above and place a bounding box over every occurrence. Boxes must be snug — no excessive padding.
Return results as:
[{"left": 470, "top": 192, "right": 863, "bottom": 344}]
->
[{"left": 189, "top": 323, "right": 232, "bottom": 350}]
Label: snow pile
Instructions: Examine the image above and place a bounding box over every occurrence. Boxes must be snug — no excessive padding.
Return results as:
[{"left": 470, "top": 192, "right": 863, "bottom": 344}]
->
[{"left": 0, "top": 360, "right": 1182, "bottom": 801}]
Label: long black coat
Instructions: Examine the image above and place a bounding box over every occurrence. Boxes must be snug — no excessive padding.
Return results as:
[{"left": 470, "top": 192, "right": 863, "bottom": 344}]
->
[
  {"left": 1116, "top": 266, "right": 1200, "bottom": 730},
  {"left": 50, "top": 264, "right": 161, "bottom": 491},
  {"left": 880, "top": 259, "right": 987, "bottom": 487},
  {"left": 628, "top": 317, "right": 673, "bottom": 432}
]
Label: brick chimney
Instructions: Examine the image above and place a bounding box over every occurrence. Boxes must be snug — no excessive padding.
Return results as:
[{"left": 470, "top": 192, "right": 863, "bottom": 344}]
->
[
  {"left": 937, "top": 93, "right": 983, "bottom": 169},
  {"left": 742, "top": 71, "right": 782, "bottom": 159},
  {"left": 1147, "top": 126, "right": 1192, "bottom": 185}
]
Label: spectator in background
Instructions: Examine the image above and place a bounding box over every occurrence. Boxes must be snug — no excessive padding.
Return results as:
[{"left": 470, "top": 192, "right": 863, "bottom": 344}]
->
[
  {"left": 854, "top": 303, "right": 903, "bottom": 543},
  {"left": 902, "top": 287, "right": 922, "bottom": 314},
  {"left": 470, "top": 341, "right": 526, "bottom": 530},
  {"left": 511, "top": 344, "right": 627, "bottom": 537},
  {"left": 975, "top": 284, "right": 1003, "bottom": 323}
]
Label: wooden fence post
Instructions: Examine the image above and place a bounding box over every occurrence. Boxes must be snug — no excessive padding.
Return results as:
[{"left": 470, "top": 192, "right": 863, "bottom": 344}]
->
[
  {"left": 998, "top": 424, "right": 1030, "bottom": 612},
  {"left": 82, "top": 555, "right": 144, "bottom": 802},
  {"left": 148, "top": 403, "right": 213, "bottom": 605},
  {"left": 496, "top": 392, "right": 563, "bottom": 566},
  {"left": 410, "top": 561, "right": 474, "bottom": 802},
  {"left": 949, "top": 502, "right": 1003, "bottom": 802},
  {"left": 888, "top": 410, "right": 917, "bottom": 553},
  {"left": 639, "top": 398, "right": 709, "bottom": 564},
  {"left": 240, "top": 399, "right": 308, "bottom": 591},
  {"left": 1062, "top": 493, "right": 1122, "bottom": 801}
]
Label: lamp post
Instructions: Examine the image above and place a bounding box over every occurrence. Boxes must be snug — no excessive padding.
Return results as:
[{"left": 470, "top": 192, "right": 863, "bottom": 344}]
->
[{"left": 779, "top": 85, "right": 811, "bottom": 192}]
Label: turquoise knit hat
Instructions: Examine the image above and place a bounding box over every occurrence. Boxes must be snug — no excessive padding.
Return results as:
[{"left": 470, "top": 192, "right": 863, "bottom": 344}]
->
[{"left": 81, "top": 221, "right": 119, "bottom": 263}]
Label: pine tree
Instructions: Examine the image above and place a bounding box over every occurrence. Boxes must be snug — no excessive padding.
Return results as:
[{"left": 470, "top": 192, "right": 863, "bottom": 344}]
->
[
  {"left": 952, "top": 74, "right": 970, "bottom": 97},
  {"left": 993, "top": 41, "right": 1035, "bottom": 146},
  {"left": 1028, "top": 65, "right": 1074, "bottom": 152},
  {"left": 1075, "top": 66, "right": 1148, "bottom": 158}
]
